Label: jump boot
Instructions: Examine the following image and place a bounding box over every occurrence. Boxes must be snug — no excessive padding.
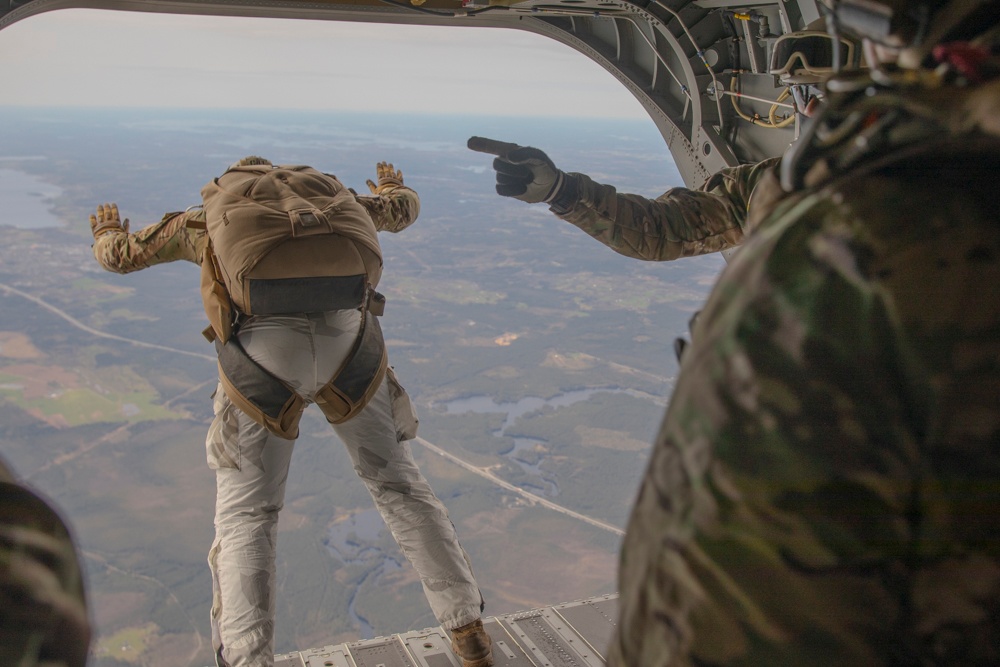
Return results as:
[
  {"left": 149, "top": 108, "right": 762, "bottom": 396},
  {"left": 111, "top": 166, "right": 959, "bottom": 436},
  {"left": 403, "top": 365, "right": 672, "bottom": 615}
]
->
[{"left": 450, "top": 618, "right": 493, "bottom": 667}]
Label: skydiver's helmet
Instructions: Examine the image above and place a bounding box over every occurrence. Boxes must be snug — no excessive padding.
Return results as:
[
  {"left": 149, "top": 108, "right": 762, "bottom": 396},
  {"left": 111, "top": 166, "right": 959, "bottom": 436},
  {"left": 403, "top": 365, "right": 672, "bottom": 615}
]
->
[{"left": 229, "top": 155, "right": 273, "bottom": 170}]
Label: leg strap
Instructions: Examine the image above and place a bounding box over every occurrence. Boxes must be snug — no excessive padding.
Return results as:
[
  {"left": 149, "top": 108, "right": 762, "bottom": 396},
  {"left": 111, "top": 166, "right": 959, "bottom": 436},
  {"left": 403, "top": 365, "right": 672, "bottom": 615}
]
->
[
  {"left": 315, "top": 308, "right": 388, "bottom": 425},
  {"left": 215, "top": 336, "right": 306, "bottom": 440}
]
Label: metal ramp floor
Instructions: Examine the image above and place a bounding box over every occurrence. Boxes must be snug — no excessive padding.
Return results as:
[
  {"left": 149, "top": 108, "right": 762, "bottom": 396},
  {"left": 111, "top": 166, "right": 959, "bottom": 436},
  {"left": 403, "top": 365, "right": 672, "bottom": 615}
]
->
[{"left": 275, "top": 593, "right": 618, "bottom": 667}]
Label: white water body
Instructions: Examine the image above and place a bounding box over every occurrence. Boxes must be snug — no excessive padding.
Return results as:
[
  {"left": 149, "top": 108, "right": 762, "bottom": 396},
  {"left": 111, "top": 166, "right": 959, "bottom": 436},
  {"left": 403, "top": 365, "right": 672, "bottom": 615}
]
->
[{"left": 0, "top": 168, "right": 63, "bottom": 228}]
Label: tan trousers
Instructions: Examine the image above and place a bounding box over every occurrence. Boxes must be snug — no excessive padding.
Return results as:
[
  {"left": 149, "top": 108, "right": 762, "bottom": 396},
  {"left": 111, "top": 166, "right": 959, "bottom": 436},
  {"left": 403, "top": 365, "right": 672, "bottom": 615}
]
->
[{"left": 206, "top": 310, "right": 484, "bottom": 667}]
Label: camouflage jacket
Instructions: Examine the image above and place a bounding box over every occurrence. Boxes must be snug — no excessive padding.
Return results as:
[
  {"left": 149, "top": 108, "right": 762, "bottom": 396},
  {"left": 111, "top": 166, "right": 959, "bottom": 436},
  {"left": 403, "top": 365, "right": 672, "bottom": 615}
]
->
[
  {"left": 0, "top": 456, "right": 90, "bottom": 667},
  {"left": 611, "top": 73, "right": 1000, "bottom": 665},
  {"left": 93, "top": 185, "right": 420, "bottom": 273},
  {"left": 553, "top": 157, "right": 779, "bottom": 261}
]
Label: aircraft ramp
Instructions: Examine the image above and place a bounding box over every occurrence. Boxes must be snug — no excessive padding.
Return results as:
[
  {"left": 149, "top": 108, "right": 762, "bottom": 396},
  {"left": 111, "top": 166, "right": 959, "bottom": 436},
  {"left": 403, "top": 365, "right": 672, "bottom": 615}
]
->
[{"left": 275, "top": 593, "right": 618, "bottom": 667}]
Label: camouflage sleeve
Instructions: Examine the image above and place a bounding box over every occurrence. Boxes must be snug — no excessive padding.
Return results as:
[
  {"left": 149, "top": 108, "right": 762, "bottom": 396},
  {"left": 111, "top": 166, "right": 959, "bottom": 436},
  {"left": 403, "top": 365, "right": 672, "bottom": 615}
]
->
[
  {"left": 92, "top": 209, "right": 208, "bottom": 273},
  {"left": 611, "top": 193, "right": 917, "bottom": 665},
  {"left": 610, "top": 172, "right": 1000, "bottom": 665},
  {"left": 0, "top": 457, "right": 91, "bottom": 667},
  {"left": 356, "top": 186, "right": 421, "bottom": 234},
  {"left": 556, "top": 157, "right": 780, "bottom": 261}
]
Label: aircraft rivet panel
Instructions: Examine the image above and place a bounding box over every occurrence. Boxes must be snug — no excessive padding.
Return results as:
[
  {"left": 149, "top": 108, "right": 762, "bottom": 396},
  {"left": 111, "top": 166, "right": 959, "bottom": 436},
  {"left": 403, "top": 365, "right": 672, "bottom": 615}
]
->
[
  {"left": 275, "top": 594, "right": 621, "bottom": 666},
  {"left": 481, "top": 618, "right": 537, "bottom": 667},
  {"left": 399, "top": 628, "right": 462, "bottom": 667},
  {"left": 552, "top": 596, "right": 618, "bottom": 661},
  {"left": 296, "top": 644, "right": 358, "bottom": 667},
  {"left": 348, "top": 637, "right": 415, "bottom": 667},
  {"left": 501, "top": 608, "right": 605, "bottom": 667}
]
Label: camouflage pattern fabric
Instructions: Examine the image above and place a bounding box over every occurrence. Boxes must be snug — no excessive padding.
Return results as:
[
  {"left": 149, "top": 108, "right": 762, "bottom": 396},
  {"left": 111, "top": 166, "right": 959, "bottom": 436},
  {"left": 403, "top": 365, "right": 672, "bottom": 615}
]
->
[
  {"left": 92, "top": 187, "right": 420, "bottom": 272},
  {"left": 0, "top": 456, "right": 91, "bottom": 667},
  {"left": 356, "top": 187, "right": 420, "bottom": 231},
  {"left": 609, "top": 75, "right": 1000, "bottom": 666},
  {"left": 93, "top": 209, "right": 208, "bottom": 272},
  {"left": 556, "top": 157, "right": 779, "bottom": 261}
]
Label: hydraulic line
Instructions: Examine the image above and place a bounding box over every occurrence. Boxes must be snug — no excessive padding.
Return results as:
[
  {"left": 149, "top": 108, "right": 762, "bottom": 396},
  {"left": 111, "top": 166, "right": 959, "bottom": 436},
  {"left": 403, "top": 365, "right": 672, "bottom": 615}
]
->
[{"left": 729, "top": 76, "right": 795, "bottom": 128}]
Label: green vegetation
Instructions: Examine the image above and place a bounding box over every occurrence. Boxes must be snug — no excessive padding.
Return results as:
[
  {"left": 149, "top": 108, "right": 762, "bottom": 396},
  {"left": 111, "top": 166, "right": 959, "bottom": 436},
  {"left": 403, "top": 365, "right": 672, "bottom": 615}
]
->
[
  {"left": 21, "top": 387, "right": 178, "bottom": 425},
  {"left": 0, "top": 359, "right": 184, "bottom": 426},
  {"left": 93, "top": 624, "right": 159, "bottom": 664},
  {"left": 70, "top": 277, "right": 136, "bottom": 304},
  {"left": 389, "top": 277, "right": 507, "bottom": 306}
]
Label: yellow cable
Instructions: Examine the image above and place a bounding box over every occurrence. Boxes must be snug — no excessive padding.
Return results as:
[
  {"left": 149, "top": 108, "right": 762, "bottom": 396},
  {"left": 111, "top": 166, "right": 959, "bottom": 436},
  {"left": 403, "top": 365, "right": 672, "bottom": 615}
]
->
[
  {"left": 730, "top": 77, "right": 794, "bottom": 129},
  {"left": 768, "top": 88, "right": 795, "bottom": 128}
]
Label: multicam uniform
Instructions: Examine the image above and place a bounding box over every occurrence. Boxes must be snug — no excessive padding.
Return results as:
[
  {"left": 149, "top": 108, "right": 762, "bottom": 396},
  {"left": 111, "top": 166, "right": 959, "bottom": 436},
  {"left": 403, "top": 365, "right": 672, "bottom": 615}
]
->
[
  {"left": 550, "top": 157, "right": 780, "bottom": 261},
  {"left": 0, "top": 455, "right": 90, "bottom": 667},
  {"left": 609, "top": 68, "right": 1000, "bottom": 665},
  {"left": 93, "top": 184, "right": 485, "bottom": 667}
]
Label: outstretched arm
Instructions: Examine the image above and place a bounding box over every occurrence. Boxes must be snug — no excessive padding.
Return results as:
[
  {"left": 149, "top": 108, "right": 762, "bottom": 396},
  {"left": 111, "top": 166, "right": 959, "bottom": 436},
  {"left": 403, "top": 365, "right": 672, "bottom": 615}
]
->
[
  {"left": 91, "top": 205, "right": 208, "bottom": 273},
  {"left": 468, "top": 136, "right": 777, "bottom": 261},
  {"left": 355, "top": 162, "right": 421, "bottom": 234},
  {"left": 554, "top": 158, "right": 778, "bottom": 261}
]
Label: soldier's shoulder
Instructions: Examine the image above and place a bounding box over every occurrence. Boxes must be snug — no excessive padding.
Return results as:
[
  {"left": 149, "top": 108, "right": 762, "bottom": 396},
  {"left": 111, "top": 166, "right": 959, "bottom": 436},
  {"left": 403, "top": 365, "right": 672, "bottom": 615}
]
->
[{"left": 167, "top": 207, "right": 206, "bottom": 230}]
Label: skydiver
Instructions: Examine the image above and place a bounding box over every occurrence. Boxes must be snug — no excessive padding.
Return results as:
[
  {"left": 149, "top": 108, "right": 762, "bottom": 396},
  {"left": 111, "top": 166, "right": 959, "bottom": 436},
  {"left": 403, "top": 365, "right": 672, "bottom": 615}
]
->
[
  {"left": 89, "top": 160, "right": 493, "bottom": 667},
  {"left": 608, "top": 0, "right": 1000, "bottom": 664}
]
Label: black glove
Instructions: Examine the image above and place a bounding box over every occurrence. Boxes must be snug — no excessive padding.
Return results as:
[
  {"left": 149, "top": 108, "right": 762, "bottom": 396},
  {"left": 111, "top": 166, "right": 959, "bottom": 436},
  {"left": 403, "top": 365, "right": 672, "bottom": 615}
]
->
[
  {"left": 89, "top": 203, "right": 129, "bottom": 239},
  {"left": 468, "top": 136, "right": 566, "bottom": 204}
]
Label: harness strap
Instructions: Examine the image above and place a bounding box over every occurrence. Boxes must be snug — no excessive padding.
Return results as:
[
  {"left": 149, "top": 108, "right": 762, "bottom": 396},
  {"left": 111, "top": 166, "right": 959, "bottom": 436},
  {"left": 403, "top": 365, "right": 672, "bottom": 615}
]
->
[
  {"left": 315, "top": 307, "right": 388, "bottom": 425},
  {"left": 215, "top": 336, "right": 305, "bottom": 440}
]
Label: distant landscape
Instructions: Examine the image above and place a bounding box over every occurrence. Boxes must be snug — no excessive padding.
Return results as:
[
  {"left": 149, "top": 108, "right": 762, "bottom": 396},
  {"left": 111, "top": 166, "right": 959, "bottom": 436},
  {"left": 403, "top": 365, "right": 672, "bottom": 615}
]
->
[{"left": 0, "top": 106, "right": 725, "bottom": 666}]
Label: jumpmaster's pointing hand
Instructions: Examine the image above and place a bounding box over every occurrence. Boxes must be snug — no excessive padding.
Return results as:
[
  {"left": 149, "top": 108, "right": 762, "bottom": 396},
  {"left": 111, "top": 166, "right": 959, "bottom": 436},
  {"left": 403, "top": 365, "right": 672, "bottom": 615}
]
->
[{"left": 468, "top": 136, "right": 565, "bottom": 204}]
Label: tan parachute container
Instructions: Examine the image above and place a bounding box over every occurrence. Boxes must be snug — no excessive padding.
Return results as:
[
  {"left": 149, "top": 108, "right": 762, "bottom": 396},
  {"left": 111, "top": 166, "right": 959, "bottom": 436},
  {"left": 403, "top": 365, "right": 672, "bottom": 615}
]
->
[
  {"left": 197, "top": 162, "right": 390, "bottom": 438},
  {"left": 200, "top": 163, "right": 384, "bottom": 322}
]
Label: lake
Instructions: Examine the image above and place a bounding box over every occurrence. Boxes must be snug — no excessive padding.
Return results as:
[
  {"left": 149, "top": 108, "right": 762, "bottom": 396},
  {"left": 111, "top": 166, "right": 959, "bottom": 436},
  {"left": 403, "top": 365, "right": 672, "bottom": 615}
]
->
[{"left": 0, "top": 167, "right": 63, "bottom": 228}]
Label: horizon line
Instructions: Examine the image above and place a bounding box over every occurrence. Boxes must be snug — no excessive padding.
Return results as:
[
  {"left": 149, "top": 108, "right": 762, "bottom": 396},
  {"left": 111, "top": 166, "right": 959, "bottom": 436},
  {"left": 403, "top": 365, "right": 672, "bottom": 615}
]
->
[{"left": 0, "top": 103, "right": 652, "bottom": 122}]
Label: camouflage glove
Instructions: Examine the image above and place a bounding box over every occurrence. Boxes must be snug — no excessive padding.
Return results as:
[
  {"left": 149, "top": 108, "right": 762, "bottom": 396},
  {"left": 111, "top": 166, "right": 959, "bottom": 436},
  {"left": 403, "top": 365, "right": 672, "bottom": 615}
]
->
[
  {"left": 366, "top": 162, "right": 405, "bottom": 194},
  {"left": 467, "top": 136, "right": 566, "bottom": 204},
  {"left": 89, "top": 203, "right": 129, "bottom": 239}
]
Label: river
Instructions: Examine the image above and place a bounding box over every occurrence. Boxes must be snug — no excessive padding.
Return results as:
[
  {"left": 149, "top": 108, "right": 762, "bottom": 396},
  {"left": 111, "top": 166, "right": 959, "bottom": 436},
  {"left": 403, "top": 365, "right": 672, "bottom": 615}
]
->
[
  {"left": 324, "top": 508, "right": 396, "bottom": 639},
  {"left": 442, "top": 387, "right": 657, "bottom": 498}
]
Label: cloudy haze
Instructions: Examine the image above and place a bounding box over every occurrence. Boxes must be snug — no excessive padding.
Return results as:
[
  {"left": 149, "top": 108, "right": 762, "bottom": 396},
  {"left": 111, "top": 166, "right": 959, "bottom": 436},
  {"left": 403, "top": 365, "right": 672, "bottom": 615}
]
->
[{"left": 0, "top": 8, "right": 648, "bottom": 118}]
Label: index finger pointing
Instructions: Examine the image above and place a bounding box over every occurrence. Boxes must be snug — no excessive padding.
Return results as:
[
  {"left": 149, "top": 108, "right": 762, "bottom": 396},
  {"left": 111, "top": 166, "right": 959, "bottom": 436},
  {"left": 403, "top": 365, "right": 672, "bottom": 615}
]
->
[{"left": 467, "top": 136, "right": 520, "bottom": 158}]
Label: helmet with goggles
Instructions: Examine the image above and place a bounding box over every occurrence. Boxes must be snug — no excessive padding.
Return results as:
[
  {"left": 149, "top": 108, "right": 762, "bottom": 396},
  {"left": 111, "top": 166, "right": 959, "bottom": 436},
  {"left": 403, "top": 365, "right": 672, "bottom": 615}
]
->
[{"left": 769, "top": 24, "right": 861, "bottom": 83}]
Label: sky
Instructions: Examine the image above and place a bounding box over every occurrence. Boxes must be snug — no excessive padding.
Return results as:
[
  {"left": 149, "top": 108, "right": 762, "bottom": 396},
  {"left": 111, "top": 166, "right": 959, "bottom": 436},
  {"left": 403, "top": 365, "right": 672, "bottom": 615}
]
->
[{"left": 0, "top": 8, "right": 649, "bottom": 118}]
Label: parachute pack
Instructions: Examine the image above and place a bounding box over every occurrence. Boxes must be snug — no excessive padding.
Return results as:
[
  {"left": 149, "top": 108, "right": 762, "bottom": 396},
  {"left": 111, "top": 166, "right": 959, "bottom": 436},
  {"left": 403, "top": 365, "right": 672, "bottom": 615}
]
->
[{"left": 199, "top": 163, "right": 383, "bottom": 331}]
